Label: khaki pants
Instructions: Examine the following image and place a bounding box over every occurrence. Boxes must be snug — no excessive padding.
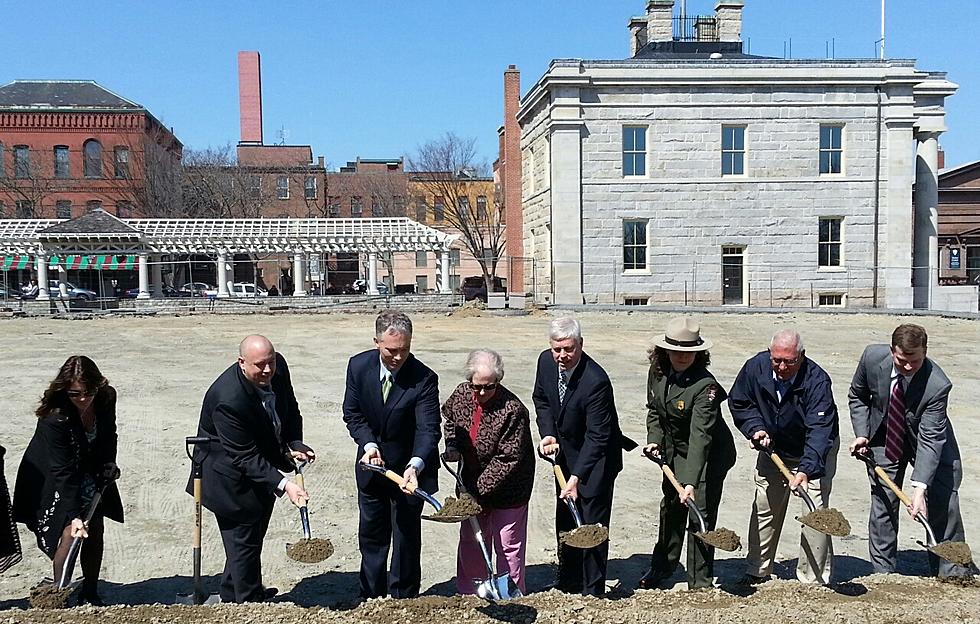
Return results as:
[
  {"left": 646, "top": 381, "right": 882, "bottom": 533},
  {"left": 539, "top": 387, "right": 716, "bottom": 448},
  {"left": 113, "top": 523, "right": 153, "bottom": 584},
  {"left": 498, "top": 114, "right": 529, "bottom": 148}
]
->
[{"left": 745, "top": 438, "right": 838, "bottom": 584}]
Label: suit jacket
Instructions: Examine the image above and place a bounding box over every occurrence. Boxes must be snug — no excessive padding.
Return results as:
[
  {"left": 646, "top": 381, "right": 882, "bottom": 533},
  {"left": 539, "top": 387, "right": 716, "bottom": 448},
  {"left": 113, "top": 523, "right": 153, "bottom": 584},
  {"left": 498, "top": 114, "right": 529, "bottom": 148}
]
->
[
  {"left": 532, "top": 350, "right": 636, "bottom": 498},
  {"left": 14, "top": 386, "right": 124, "bottom": 558},
  {"left": 848, "top": 344, "right": 961, "bottom": 488},
  {"left": 343, "top": 349, "right": 441, "bottom": 493},
  {"left": 188, "top": 352, "right": 302, "bottom": 519},
  {"left": 647, "top": 364, "right": 736, "bottom": 486},
  {"left": 728, "top": 352, "right": 839, "bottom": 479}
]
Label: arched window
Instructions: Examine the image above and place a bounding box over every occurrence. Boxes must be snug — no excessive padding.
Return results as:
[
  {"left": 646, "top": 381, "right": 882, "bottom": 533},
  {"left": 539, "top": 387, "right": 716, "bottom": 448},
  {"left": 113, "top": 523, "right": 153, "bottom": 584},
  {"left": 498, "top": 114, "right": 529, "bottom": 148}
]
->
[
  {"left": 83, "top": 139, "right": 102, "bottom": 178},
  {"left": 0, "top": 142, "right": 5, "bottom": 178}
]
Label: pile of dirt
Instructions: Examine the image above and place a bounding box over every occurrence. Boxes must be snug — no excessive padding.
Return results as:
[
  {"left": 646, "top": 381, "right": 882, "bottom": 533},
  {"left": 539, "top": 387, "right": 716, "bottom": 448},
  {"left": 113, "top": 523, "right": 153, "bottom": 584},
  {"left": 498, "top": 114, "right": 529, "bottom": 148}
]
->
[
  {"left": 286, "top": 538, "right": 335, "bottom": 564},
  {"left": 560, "top": 523, "right": 609, "bottom": 548},
  {"left": 800, "top": 507, "right": 851, "bottom": 536},
  {"left": 28, "top": 584, "right": 73, "bottom": 609},
  {"left": 696, "top": 527, "right": 741, "bottom": 552},
  {"left": 429, "top": 494, "right": 482, "bottom": 521},
  {"left": 931, "top": 541, "right": 974, "bottom": 567}
]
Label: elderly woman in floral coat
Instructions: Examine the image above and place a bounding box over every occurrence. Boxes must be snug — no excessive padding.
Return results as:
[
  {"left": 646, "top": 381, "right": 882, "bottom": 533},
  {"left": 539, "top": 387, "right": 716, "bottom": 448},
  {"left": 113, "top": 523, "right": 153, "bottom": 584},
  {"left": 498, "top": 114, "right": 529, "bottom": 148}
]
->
[{"left": 442, "top": 349, "right": 535, "bottom": 594}]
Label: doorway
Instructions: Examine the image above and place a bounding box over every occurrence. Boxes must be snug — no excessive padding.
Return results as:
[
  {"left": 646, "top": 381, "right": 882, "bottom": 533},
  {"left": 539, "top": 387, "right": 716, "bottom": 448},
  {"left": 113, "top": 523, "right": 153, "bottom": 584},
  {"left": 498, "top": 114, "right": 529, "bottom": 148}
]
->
[{"left": 722, "top": 246, "right": 745, "bottom": 305}]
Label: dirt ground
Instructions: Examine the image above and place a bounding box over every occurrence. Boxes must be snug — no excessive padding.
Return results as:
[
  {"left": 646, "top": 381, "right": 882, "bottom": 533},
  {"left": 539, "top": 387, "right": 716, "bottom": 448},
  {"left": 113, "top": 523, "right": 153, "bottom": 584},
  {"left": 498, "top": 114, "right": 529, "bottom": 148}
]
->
[{"left": 0, "top": 309, "right": 977, "bottom": 622}]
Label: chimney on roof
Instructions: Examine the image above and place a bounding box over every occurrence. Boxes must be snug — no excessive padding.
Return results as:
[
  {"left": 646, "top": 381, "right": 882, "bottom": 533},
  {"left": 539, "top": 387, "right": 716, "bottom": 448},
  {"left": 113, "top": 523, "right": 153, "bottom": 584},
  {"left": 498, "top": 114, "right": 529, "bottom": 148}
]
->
[
  {"left": 238, "top": 51, "right": 263, "bottom": 145},
  {"left": 645, "top": 0, "right": 675, "bottom": 43},
  {"left": 715, "top": 1, "right": 744, "bottom": 43},
  {"left": 629, "top": 17, "right": 649, "bottom": 55}
]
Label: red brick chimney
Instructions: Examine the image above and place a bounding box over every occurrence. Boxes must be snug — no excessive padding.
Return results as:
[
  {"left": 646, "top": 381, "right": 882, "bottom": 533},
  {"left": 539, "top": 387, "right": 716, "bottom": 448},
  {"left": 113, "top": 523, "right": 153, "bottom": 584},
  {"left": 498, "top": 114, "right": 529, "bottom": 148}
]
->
[
  {"left": 502, "top": 65, "right": 524, "bottom": 290},
  {"left": 238, "top": 51, "right": 263, "bottom": 145}
]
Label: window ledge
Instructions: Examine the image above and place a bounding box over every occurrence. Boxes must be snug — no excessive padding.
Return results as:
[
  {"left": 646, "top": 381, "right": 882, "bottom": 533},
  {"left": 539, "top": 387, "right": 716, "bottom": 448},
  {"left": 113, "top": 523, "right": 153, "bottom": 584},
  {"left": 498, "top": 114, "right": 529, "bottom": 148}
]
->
[
  {"left": 817, "top": 266, "right": 847, "bottom": 273},
  {"left": 622, "top": 269, "right": 651, "bottom": 276}
]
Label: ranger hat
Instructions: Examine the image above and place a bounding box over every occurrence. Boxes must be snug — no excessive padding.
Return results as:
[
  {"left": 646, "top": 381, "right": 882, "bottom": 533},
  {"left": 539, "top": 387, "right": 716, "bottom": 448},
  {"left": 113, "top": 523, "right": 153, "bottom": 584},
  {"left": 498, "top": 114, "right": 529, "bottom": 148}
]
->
[{"left": 653, "top": 317, "right": 712, "bottom": 352}]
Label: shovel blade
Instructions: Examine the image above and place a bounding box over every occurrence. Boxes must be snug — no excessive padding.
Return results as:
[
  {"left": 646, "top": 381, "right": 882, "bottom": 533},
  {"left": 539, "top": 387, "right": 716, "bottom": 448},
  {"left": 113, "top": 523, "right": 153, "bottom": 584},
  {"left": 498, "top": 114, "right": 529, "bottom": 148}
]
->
[{"left": 175, "top": 592, "right": 221, "bottom": 606}]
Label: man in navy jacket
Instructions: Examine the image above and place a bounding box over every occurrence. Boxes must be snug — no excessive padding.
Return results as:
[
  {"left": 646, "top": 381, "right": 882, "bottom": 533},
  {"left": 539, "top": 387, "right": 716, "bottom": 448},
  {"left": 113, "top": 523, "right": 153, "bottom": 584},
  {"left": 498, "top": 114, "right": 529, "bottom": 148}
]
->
[
  {"left": 728, "top": 329, "right": 839, "bottom": 584},
  {"left": 343, "top": 311, "right": 440, "bottom": 599}
]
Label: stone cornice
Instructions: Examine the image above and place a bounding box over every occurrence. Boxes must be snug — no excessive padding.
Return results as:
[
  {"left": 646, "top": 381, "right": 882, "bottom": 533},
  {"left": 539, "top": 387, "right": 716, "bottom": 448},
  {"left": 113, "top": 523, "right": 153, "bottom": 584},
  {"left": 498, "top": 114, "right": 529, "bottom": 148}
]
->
[{"left": 0, "top": 111, "right": 146, "bottom": 131}]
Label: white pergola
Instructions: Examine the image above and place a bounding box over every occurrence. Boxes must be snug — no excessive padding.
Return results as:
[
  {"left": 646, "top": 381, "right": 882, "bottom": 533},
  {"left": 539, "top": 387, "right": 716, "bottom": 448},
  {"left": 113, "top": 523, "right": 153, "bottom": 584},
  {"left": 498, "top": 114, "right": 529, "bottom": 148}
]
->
[{"left": 0, "top": 213, "right": 458, "bottom": 299}]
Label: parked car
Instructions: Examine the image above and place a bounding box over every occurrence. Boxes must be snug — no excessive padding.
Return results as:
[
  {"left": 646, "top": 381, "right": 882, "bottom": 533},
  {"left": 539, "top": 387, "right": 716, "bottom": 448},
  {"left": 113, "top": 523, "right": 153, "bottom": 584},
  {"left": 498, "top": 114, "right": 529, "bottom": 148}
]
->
[
  {"left": 179, "top": 282, "right": 217, "bottom": 297},
  {"left": 47, "top": 281, "right": 97, "bottom": 301},
  {"left": 122, "top": 285, "right": 181, "bottom": 298},
  {"left": 231, "top": 282, "right": 268, "bottom": 297},
  {"left": 0, "top": 286, "right": 21, "bottom": 300},
  {"left": 460, "top": 275, "right": 506, "bottom": 302},
  {"left": 350, "top": 279, "right": 390, "bottom": 295}
]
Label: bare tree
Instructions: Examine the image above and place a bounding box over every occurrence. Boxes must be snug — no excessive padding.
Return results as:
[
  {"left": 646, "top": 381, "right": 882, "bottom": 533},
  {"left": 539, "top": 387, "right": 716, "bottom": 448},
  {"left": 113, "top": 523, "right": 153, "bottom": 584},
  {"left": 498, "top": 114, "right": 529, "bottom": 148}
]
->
[
  {"left": 0, "top": 148, "right": 57, "bottom": 217},
  {"left": 408, "top": 132, "right": 504, "bottom": 291}
]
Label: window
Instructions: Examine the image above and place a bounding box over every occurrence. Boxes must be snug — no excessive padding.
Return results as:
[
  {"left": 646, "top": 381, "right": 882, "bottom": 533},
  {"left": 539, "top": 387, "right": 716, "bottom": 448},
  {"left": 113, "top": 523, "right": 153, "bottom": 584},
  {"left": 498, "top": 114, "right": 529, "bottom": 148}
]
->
[
  {"left": 416, "top": 275, "right": 429, "bottom": 292},
  {"left": 458, "top": 197, "right": 470, "bottom": 220},
  {"left": 0, "top": 142, "right": 5, "bottom": 178},
  {"left": 623, "top": 220, "right": 648, "bottom": 271},
  {"left": 304, "top": 176, "right": 317, "bottom": 200},
  {"left": 622, "top": 126, "right": 646, "bottom": 177},
  {"left": 393, "top": 195, "right": 405, "bottom": 215},
  {"left": 415, "top": 198, "right": 427, "bottom": 222},
  {"left": 482, "top": 248, "right": 494, "bottom": 263},
  {"left": 0, "top": 201, "right": 5, "bottom": 218},
  {"left": 624, "top": 297, "right": 649, "bottom": 306},
  {"left": 116, "top": 201, "right": 133, "bottom": 218},
  {"left": 371, "top": 196, "right": 383, "bottom": 216},
  {"left": 450, "top": 249, "right": 461, "bottom": 266},
  {"left": 14, "top": 145, "right": 30, "bottom": 179},
  {"left": 819, "top": 125, "right": 843, "bottom": 174},
  {"left": 55, "top": 201, "right": 72, "bottom": 219},
  {"left": 83, "top": 139, "right": 102, "bottom": 178},
  {"left": 351, "top": 196, "right": 363, "bottom": 216},
  {"left": 16, "top": 201, "right": 35, "bottom": 218},
  {"left": 327, "top": 196, "right": 340, "bottom": 216},
  {"left": 114, "top": 146, "right": 130, "bottom": 178},
  {"left": 276, "top": 176, "right": 289, "bottom": 199},
  {"left": 247, "top": 175, "right": 261, "bottom": 198},
  {"left": 415, "top": 251, "right": 427, "bottom": 267},
  {"left": 450, "top": 274, "right": 461, "bottom": 291},
  {"left": 476, "top": 196, "right": 488, "bottom": 220},
  {"left": 722, "top": 126, "right": 745, "bottom": 175},
  {"left": 818, "top": 293, "right": 844, "bottom": 307},
  {"left": 54, "top": 146, "right": 70, "bottom": 178},
  {"left": 818, "top": 217, "right": 842, "bottom": 267},
  {"left": 86, "top": 200, "right": 103, "bottom": 212},
  {"left": 433, "top": 196, "right": 445, "bottom": 221}
]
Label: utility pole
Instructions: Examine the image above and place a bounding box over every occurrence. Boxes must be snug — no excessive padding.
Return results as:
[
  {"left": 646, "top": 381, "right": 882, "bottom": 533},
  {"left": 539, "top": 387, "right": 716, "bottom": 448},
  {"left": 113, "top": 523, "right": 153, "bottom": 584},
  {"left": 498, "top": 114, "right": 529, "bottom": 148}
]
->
[{"left": 880, "top": 0, "right": 886, "bottom": 59}]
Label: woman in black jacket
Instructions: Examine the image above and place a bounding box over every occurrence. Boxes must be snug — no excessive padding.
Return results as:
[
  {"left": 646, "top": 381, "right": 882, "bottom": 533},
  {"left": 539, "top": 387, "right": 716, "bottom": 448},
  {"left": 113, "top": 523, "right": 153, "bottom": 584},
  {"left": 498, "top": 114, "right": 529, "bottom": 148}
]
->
[{"left": 13, "top": 356, "right": 123, "bottom": 605}]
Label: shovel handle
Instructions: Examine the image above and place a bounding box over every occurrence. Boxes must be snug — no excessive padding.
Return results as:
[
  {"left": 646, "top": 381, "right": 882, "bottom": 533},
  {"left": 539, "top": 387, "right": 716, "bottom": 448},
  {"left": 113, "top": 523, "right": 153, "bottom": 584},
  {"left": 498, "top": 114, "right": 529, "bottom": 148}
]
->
[
  {"left": 872, "top": 465, "right": 913, "bottom": 507},
  {"left": 767, "top": 451, "right": 796, "bottom": 483},
  {"left": 359, "top": 462, "right": 417, "bottom": 494},
  {"left": 658, "top": 462, "right": 688, "bottom": 499}
]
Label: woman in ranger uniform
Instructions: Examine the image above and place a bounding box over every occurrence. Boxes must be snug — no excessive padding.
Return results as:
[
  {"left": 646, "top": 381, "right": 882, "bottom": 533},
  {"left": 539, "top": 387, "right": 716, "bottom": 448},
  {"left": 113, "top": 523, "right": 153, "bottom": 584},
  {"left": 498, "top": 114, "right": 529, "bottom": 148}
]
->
[{"left": 639, "top": 317, "right": 736, "bottom": 590}]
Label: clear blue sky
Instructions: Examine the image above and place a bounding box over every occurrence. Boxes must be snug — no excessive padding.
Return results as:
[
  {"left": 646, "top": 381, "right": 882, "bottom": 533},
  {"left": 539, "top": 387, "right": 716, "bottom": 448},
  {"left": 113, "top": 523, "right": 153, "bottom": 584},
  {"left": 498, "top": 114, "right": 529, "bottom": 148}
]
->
[{"left": 5, "top": 1, "right": 977, "bottom": 169}]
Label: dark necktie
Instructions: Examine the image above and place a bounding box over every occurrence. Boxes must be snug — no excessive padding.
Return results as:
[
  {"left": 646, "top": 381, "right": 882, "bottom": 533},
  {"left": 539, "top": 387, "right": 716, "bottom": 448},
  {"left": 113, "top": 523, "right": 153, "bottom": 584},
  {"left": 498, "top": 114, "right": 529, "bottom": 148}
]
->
[
  {"left": 884, "top": 377, "right": 906, "bottom": 462},
  {"left": 558, "top": 371, "right": 568, "bottom": 404},
  {"left": 382, "top": 374, "right": 392, "bottom": 403}
]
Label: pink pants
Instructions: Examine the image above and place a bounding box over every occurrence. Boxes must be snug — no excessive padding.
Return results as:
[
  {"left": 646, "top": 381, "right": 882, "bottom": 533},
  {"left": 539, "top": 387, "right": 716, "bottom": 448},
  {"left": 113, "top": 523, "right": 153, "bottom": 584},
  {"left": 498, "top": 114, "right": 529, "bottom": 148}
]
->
[{"left": 456, "top": 504, "right": 528, "bottom": 594}]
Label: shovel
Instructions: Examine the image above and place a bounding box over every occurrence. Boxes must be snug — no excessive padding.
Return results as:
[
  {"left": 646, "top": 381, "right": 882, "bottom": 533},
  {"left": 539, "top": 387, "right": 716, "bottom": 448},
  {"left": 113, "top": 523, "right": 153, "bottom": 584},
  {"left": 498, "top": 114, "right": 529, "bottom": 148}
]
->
[
  {"left": 177, "top": 436, "right": 219, "bottom": 606},
  {"left": 854, "top": 452, "right": 973, "bottom": 567},
  {"left": 757, "top": 445, "right": 851, "bottom": 537},
  {"left": 440, "top": 456, "right": 522, "bottom": 600},
  {"left": 540, "top": 452, "right": 608, "bottom": 549},
  {"left": 285, "top": 460, "right": 334, "bottom": 564},
  {"left": 358, "top": 462, "right": 480, "bottom": 522},
  {"left": 645, "top": 451, "right": 741, "bottom": 552}
]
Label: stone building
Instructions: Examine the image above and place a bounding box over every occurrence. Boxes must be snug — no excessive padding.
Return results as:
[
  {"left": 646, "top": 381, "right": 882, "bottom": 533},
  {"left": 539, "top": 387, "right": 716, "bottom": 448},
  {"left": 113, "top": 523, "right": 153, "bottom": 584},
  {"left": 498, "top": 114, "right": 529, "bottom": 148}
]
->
[{"left": 518, "top": 0, "right": 971, "bottom": 310}]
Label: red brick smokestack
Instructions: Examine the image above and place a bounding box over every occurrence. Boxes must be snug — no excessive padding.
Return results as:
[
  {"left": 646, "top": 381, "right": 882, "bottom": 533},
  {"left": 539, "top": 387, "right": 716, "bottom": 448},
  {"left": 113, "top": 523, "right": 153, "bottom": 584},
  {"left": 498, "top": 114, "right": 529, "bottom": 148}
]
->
[
  {"left": 238, "top": 51, "right": 263, "bottom": 145},
  {"left": 502, "top": 65, "right": 524, "bottom": 290}
]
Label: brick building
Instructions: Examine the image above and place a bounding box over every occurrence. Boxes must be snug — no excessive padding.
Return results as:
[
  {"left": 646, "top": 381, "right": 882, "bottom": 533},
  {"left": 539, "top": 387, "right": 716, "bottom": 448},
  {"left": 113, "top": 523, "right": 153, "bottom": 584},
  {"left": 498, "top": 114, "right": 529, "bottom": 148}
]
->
[
  {"left": 0, "top": 80, "right": 182, "bottom": 220},
  {"left": 518, "top": 0, "right": 970, "bottom": 311},
  {"left": 936, "top": 160, "right": 980, "bottom": 301}
]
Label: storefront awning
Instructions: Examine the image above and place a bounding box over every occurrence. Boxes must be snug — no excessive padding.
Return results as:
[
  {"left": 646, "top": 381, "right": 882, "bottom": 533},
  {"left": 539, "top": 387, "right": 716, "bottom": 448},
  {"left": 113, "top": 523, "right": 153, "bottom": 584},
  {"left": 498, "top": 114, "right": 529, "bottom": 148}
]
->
[
  {"left": 48, "top": 255, "right": 140, "bottom": 270},
  {"left": 0, "top": 255, "right": 32, "bottom": 271}
]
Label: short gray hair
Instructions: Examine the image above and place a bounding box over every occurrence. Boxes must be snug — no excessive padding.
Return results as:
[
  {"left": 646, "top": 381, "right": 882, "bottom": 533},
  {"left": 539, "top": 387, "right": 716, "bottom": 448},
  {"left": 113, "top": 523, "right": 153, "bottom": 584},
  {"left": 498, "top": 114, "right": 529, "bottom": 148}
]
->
[
  {"left": 464, "top": 348, "right": 504, "bottom": 382},
  {"left": 770, "top": 329, "right": 804, "bottom": 355},
  {"left": 375, "top": 311, "right": 413, "bottom": 338},
  {"left": 549, "top": 317, "right": 582, "bottom": 342}
]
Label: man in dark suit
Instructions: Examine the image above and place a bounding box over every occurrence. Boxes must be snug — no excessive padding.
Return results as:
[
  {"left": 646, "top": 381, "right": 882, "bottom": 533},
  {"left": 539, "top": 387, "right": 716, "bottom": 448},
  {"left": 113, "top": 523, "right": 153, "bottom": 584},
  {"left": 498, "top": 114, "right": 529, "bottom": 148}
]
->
[
  {"left": 848, "top": 323, "right": 970, "bottom": 577},
  {"left": 532, "top": 317, "right": 636, "bottom": 596},
  {"left": 729, "top": 329, "right": 839, "bottom": 585},
  {"left": 343, "top": 311, "right": 441, "bottom": 599},
  {"left": 190, "top": 335, "right": 313, "bottom": 603}
]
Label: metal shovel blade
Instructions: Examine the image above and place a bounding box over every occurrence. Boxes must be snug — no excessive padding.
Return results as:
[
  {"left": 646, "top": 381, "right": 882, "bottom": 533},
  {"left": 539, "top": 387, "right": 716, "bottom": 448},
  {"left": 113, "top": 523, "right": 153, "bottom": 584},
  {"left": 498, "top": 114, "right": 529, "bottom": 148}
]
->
[
  {"left": 476, "top": 574, "right": 523, "bottom": 601},
  {"left": 176, "top": 591, "right": 221, "bottom": 606}
]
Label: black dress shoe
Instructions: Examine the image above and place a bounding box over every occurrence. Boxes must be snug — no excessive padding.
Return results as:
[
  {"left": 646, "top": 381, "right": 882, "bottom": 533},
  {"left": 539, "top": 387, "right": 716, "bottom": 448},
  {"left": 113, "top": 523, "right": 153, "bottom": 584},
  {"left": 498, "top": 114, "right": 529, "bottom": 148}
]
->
[
  {"left": 638, "top": 568, "right": 670, "bottom": 589},
  {"left": 739, "top": 573, "right": 768, "bottom": 585},
  {"left": 78, "top": 588, "right": 105, "bottom": 607},
  {"left": 262, "top": 586, "right": 279, "bottom": 601}
]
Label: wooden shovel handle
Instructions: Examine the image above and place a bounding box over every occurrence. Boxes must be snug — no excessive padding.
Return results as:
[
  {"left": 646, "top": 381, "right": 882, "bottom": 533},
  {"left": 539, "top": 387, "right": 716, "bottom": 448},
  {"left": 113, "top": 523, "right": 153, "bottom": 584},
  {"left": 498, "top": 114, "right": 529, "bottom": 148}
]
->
[
  {"left": 379, "top": 467, "right": 417, "bottom": 494},
  {"left": 873, "top": 465, "right": 913, "bottom": 506},
  {"left": 659, "top": 462, "right": 688, "bottom": 498},
  {"left": 552, "top": 464, "right": 568, "bottom": 490},
  {"left": 768, "top": 451, "right": 797, "bottom": 483}
]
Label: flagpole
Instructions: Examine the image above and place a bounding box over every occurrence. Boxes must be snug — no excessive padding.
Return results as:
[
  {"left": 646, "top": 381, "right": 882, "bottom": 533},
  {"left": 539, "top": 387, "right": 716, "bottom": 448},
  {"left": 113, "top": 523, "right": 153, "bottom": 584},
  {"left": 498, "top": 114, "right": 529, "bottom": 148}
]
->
[{"left": 880, "top": 0, "right": 885, "bottom": 59}]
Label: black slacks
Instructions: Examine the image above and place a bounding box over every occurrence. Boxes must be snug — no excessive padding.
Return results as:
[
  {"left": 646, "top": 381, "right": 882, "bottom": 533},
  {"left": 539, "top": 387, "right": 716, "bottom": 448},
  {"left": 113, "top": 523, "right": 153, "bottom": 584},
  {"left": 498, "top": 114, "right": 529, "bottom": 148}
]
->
[
  {"left": 555, "top": 483, "right": 614, "bottom": 596},
  {"left": 357, "top": 475, "right": 425, "bottom": 599},
  {"left": 215, "top": 502, "right": 274, "bottom": 603}
]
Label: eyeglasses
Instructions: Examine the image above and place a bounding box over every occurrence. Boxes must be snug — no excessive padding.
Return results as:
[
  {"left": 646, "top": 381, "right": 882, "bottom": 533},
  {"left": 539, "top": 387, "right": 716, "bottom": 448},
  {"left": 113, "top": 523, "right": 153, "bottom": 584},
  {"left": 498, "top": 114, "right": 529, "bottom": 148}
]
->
[
  {"left": 769, "top": 354, "right": 803, "bottom": 367},
  {"left": 469, "top": 383, "right": 498, "bottom": 392},
  {"left": 67, "top": 389, "right": 97, "bottom": 398}
]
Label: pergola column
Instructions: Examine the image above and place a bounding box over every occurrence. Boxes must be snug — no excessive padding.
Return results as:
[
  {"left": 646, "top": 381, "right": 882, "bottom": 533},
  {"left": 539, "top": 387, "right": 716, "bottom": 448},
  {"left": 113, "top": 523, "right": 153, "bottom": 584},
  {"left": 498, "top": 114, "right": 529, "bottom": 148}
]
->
[
  {"left": 151, "top": 255, "right": 163, "bottom": 298},
  {"left": 57, "top": 265, "right": 69, "bottom": 298},
  {"left": 217, "top": 253, "right": 230, "bottom": 298},
  {"left": 913, "top": 131, "right": 940, "bottom": 309},
  {"left": 367, "top": 252, "right": 379, "bottom": 295},
  {"left": 439, "top": 250, "right": 451, "bottom": 294},
  {"left": 137, "top": 253, "right": 150, "bottom": 300},
  {"left": 36, "top": 253, "right": 50, "bottom": 301},
  {"left": 293, "top": 253, "right": 307, "bottom": 297}
]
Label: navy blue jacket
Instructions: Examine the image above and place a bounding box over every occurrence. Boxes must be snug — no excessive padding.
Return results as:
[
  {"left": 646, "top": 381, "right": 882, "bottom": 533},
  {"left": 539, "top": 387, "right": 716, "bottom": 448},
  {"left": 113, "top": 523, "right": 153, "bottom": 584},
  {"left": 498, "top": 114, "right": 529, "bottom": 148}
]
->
[{"left": 728, "top": 351, "right": 839, "bottom": 478}]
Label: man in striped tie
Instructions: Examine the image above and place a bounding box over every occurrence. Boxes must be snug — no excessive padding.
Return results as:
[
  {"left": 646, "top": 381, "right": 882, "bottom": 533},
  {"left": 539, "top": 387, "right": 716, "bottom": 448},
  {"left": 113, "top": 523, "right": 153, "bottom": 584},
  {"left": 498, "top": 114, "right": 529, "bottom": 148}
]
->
[{"left": 848, "top": 323, "right": 970, "bottom": 578}]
